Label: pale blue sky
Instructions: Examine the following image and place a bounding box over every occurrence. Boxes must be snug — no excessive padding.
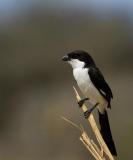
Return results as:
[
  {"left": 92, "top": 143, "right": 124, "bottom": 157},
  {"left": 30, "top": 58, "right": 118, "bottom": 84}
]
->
[{"left": 0, "top": 0, "right": 133, "bottom": 17}]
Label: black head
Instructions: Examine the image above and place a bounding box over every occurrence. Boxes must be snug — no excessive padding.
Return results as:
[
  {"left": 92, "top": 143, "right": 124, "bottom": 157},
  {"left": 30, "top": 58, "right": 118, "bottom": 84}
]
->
[{"left": 62, "top": 50, "right": 95, "bottom": 67}]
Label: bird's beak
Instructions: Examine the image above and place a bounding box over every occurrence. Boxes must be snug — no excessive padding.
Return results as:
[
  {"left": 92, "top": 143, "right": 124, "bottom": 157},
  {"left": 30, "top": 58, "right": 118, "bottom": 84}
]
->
[{"left": 62, "top": 55, "right": 70, "bottom": 61}]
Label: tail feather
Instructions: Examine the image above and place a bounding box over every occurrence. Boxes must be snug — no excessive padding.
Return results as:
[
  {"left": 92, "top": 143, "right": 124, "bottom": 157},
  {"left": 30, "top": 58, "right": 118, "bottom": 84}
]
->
[{"left": 98, "top": 110, "right": 117, "bottom": 156}]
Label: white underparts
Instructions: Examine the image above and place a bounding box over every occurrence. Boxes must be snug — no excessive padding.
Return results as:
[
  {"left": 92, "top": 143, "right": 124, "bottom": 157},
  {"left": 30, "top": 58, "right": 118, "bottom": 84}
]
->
[{"left": 71, "top": 64, "right": 107, "bottom": 113}]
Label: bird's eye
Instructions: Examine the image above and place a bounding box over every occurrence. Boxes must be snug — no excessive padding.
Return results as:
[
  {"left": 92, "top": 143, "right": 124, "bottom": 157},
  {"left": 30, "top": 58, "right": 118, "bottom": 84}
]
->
[{"left": 72, "top": 53, "right": 80, "bottom": 59}]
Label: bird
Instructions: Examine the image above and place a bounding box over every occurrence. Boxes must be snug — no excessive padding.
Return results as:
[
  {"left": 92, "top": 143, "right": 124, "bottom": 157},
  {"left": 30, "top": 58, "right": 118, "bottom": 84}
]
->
[{"left": 62, "top": 50, "right": 117, "bottom": 156}]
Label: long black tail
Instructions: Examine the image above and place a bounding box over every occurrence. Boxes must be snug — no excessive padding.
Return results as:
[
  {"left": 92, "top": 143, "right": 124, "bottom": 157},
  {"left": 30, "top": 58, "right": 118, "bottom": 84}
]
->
[{"left": 98, "top": 110, "right": 117, "bottom": 156}]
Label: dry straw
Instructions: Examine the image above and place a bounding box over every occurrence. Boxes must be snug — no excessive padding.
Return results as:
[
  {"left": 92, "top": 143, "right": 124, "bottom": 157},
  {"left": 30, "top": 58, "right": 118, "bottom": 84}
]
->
[{"left": 62, "top": 86, "right": 116, "bottom": 160}]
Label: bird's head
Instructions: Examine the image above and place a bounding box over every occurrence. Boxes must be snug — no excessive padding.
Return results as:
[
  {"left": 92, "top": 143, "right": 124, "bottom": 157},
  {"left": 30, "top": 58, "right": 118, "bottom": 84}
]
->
[{"left": 62, "top": 50, "right": 95, "bottom": 69}]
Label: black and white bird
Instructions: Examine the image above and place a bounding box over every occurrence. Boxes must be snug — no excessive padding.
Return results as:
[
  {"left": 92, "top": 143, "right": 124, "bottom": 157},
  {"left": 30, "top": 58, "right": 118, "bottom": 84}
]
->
[{"left": 62, "top": 50, "right": 117, "bottom": 156}]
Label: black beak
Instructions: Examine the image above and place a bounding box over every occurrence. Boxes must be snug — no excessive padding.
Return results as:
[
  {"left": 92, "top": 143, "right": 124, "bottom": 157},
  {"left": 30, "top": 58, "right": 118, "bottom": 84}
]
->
[{"left": 62, "top": 55, "right": 70, "bottom": 61}]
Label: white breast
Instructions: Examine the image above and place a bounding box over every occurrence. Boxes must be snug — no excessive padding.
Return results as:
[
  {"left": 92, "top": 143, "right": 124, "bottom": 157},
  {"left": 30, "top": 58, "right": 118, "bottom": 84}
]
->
[{"left": 73, "top": 67, "right": 107, "bottom": 112}]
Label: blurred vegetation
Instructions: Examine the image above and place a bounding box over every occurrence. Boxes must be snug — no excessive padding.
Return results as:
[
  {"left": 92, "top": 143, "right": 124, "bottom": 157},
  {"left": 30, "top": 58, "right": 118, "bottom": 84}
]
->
[{"left": 0, "top": 3, "right": 133, "bottom": 160}]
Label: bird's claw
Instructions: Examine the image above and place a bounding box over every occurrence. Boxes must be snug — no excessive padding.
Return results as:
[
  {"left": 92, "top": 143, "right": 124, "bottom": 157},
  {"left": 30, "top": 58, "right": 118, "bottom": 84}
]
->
[
  {"left": 84, "top": 102, "right": 99, "bottom": 119},
  {"left": 78, "top": 98, "right": 89, "bottom": 107},
  {"left": 84, "top": 110, "right": 91, "bottom": 119}
]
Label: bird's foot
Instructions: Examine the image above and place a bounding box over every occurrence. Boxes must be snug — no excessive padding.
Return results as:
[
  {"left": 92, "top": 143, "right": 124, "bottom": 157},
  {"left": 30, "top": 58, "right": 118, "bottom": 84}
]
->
[
  {"left": 78, "top": 98, "right": 89, "bottom": 107},
  {"left": 84, "top": 102, "right": 99, "bottom": 119}
]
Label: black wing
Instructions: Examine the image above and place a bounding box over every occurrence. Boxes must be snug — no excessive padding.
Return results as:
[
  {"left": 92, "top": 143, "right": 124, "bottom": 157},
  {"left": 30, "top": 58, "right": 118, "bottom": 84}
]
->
[{"left": 89, "top": 67, "right": 113, "bottom": 108}]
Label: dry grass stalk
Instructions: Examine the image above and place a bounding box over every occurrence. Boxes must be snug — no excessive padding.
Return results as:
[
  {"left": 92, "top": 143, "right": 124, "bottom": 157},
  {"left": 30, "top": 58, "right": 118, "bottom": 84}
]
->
[
  {"left": 73, "top": 86, "right": 115, "bottom": 160},
  {"left": 61, "top": 116, "right": 102, "bottom": 160},
  {"left": 80, "top": 132, "right": 103, "bottom": 160}
]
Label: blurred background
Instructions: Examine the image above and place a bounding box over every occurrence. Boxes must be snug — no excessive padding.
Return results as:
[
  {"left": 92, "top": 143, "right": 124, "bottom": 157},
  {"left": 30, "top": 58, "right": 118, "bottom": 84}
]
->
[{"left": 0, "top": 0, "right": 133, "bottom": 159}]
